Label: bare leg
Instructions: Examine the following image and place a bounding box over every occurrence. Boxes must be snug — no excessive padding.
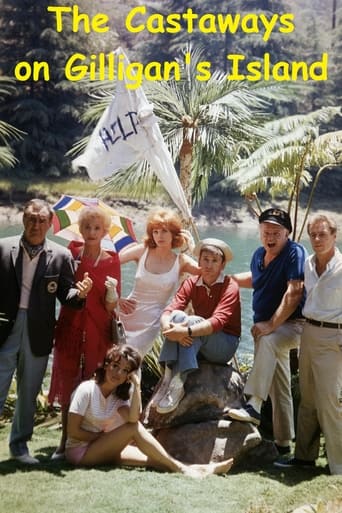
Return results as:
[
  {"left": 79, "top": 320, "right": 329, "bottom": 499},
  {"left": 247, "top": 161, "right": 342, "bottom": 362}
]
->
[
  {"left": 119, "top": 445, "right": 166, "bottom": 470},
  {"left": 119, "top": 446, "right": 234, "bottom": 477},
  {"left": 80, "top": 421, "right": 183, "bottom": 471},
  {"left": 79, "top": 421, "right": 233, "bottom": 477}
]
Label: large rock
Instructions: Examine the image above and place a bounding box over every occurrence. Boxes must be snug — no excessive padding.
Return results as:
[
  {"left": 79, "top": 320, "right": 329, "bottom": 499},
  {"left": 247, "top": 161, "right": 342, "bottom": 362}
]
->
[
  {"left": 143, "top": 361, "right": 262, "bottom": 464},
  {"left": 153, "top": 419, "right": 261, "bottom": 464},
  {"left": 143, "top": 361, "right": 245, "bottom": 428}
]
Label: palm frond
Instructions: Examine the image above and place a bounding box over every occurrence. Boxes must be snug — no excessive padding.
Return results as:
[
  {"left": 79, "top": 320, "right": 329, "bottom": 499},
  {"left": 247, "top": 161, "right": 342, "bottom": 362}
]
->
[
  {"left": 98, "top": 161, "right": 164, "bottom": 201},
  {"left": 0, "top": 76, "right": 16, "bottom": 98},
  {"left": 0, "top": 120, "right": 24, "bottom": 144},
  {"left": 265, "top": 106, "right": 341, "bottom": 134},
  {"left": 308, "top": 130, "right": 342, "bottom": 167},
  {"left": 0, "top": 146, "right": 18, "bottom": 168}
]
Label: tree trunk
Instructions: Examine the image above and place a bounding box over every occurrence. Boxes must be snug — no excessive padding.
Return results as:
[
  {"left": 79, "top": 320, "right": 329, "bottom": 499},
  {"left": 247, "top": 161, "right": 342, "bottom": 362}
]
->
[
  {"left": 179, "top": 138, "right": 193, "bottom": 210},
  {"left": 332, "top": 0, "right": 337, "bottom": 29}
]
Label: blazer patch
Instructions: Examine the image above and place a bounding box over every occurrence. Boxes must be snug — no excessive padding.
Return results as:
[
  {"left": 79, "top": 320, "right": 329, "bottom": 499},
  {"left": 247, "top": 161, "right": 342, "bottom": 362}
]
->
[{"left": 47, "top": 280, "right": 58, "bottom": 294}]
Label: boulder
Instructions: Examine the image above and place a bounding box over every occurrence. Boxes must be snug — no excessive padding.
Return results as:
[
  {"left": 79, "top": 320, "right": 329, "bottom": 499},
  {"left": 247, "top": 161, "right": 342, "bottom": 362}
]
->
[
  {"left": 143, "top": 361, "right": 245, "bottom": 428},
  {"left": 142, "top": 361, "right": 262, "bottom": 464},
  {"left": 153, "top": 419, "right": 261, "bottom": 464}
]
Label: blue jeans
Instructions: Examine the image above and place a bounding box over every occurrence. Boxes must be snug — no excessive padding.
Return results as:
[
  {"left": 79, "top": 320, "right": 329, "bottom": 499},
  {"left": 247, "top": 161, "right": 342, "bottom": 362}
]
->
[
  {"left": 159, "top": 310, "right": 239, "bottom": 375},
  {"left": 0, "top": 310, "right": 49, "bottom": 455}
]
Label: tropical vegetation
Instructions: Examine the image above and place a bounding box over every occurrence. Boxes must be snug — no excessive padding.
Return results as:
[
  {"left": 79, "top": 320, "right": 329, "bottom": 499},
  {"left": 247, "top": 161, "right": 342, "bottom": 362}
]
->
[
  {"left": 0, "top": 77, "right": 23, "bottom": 170},
  {"left": 217, "top": 106, "right": 342, "bottom": 240},
  {"left": 0, "top": 0, "right": 340, "bottom": 214},
  {"left": 96, "top": 46, "right": 292, "bottom": 207}
]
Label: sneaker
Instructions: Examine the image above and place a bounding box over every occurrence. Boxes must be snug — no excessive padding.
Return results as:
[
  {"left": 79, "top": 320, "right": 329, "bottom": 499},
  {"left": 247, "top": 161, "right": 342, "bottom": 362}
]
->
[
  {"left": 226, "top": 404, "right": 261, "bottom": 426},
  {"left": 156, "top": 375, "right": 185, "bottom": 414},
  {"left": 150, "top": 373, "right": 172, "bottom": 407},
  {"left": 275, "top": 444, "right": 291, "bottom": 455},
  {"left": 50, "top": 450, "right": 65, "bottom": 461},
  {"left": 273, "top": 456, "right": 315, "bottom": 469},
  {"left": 10, "top": 453, "right": 39, "bottom": 465}
]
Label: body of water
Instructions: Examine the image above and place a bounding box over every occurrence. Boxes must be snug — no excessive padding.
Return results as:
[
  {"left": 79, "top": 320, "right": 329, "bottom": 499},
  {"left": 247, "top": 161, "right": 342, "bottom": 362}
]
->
[{"left": 0, "top": 222, "right": 317, "bottom": 360}]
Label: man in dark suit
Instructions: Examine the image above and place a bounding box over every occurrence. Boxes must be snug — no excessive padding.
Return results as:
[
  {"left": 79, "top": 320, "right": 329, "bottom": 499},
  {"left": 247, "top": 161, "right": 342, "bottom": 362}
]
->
[{"left": 0, "top": 198, "right": 92, "bottom": 464}]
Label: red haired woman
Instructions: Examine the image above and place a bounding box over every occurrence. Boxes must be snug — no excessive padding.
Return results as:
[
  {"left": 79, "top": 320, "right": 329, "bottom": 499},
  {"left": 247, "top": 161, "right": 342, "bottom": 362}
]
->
[{"left": 119, "top": 208, "right": 200, "bottom": 358}]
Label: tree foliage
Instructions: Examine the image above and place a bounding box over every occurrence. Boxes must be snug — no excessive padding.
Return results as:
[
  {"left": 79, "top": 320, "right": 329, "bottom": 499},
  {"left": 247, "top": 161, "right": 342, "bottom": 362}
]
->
[
  {"left": 223, "top": 106, "right": 342, "bottom": 240},
  {"left": 76, "top": 46, "right": 292, "bottom": 208},
  {"left": 0, "top": 77, "right": 24, "bottom": 171},
  {"left": 0, "top": 0, "right": 340, "bottom": 196},
  {"left": 0, "top": 0, "right": 90, "bottom": 177}
]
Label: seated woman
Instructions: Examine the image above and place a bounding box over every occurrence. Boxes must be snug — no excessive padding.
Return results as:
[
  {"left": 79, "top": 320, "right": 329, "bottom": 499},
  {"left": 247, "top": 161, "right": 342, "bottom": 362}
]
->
[{"left": 65, "top": 344, "right": 233, "bottom": 478}]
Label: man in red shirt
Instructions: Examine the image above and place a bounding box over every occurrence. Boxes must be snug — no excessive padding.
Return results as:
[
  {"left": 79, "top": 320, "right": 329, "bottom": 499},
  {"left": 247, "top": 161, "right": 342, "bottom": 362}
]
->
[{"left": 156, "top": 238, "right": 241, "bottom": 414}]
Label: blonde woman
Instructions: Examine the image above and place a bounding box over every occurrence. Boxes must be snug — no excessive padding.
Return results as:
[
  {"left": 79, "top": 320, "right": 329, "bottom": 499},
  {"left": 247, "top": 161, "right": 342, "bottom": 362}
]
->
[
  {"left": 48, "top": 207, "right": 121, "bottom": 458},
  {"left": 119, "top": 208, "right": 200, "bottom": 358}
]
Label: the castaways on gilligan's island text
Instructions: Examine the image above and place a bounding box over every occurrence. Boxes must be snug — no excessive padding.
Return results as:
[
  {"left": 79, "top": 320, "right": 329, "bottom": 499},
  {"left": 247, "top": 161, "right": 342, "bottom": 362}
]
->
[{"left": 13, "top": 5, "right": 329, "bottom": 88}]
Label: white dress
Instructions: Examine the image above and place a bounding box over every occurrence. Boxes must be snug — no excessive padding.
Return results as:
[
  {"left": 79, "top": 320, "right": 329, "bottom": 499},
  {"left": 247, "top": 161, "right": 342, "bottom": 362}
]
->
[{"left": 121, "top": 248, "right": 180, "bottom": 357}]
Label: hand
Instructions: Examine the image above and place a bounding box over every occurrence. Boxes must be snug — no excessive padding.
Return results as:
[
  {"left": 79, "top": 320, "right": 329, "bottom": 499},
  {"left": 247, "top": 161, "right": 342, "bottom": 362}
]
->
[
  {"left": 128, "top": 371, "right": 141, "bottom": 389},
  {"left": 119, "top": 297, "right": 137, "bottom": 314},
  {"left": 251, "top": 321, "right": 274, "bottom": 341},
  {"left": 162, "top": 321, "right": 193, "bottom": 346},
  {"left": 76, "top": 272, "right": 93, "bottom": 299},
  {"left": 180, "top": 229, "right": 195, "bottom": 254},
  {"left": 105, "top": 276, "right": 118, "bottom": 303}
]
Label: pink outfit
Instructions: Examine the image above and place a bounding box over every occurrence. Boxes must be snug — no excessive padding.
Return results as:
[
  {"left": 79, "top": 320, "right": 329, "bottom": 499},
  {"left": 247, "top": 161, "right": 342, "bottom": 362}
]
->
[{"left": 65, "top": 379, "right": 129, "bottom": 464}]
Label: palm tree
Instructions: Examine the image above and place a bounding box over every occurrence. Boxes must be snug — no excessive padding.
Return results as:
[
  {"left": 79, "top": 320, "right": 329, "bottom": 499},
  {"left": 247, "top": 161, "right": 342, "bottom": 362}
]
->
[
  {"left": 143, "top": 46, "right": 277, "bottom": 208},
  {"left": 75, "top": 46, "right": 290, "bottom": 212},
  {"left": 221, "top": 106, "right": 342, "bottom": 240}
]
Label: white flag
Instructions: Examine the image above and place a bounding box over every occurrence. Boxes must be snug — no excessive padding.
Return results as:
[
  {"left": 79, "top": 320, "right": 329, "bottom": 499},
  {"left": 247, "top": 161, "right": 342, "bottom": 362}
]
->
[{"left": 72, "top": 48, "right": 191, "bottom": 221}]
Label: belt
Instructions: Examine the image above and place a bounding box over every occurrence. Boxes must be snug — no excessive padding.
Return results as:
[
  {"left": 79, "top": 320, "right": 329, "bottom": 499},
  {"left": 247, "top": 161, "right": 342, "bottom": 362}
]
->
[{"left": 305, "top": 317, "right": 342, "bottom": 329}]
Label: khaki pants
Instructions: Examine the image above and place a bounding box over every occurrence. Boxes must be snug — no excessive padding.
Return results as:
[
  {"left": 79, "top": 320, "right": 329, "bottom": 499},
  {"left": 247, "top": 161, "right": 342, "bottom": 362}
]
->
[
  {"left": 245, "top": 320, "right": 303, "bottom": 442},
  {"left": 295, "top": 323, "right": 342, "bottom": 475}
]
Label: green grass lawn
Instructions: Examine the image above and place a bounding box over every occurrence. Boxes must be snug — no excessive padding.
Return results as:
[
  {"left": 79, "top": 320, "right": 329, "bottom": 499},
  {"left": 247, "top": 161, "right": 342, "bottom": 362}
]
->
[{"left": 0, "top": 418, "right": 341, "bottom": 513}]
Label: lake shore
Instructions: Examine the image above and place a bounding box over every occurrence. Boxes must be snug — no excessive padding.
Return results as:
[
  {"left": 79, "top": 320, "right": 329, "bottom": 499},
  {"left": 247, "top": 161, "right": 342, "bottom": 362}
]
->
[{"left": 0, "top": 194, "right": 341, "bottom": 236}]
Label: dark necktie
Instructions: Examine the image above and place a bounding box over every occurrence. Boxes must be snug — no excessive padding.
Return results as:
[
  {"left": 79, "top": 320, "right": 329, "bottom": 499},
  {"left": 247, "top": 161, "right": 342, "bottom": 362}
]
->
[{"left": 21, "top": 237, "right": 44, "bottom": 260}]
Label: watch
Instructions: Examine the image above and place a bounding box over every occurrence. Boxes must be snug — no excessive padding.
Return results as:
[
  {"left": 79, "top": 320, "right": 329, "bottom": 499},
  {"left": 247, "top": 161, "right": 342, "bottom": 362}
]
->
[{"left": 188, "top": 326, "right": 193, "bottom": 337}]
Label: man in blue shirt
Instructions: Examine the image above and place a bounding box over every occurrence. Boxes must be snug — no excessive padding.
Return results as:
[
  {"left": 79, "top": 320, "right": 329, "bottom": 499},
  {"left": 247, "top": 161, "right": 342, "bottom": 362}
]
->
[{"left": 227, "top": 208, "right": 307, "bottom": 455}]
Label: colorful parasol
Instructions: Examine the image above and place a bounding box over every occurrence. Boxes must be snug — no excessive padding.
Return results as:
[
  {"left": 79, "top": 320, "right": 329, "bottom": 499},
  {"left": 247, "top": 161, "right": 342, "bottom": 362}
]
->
[{"left": 52, "top": 195, "right": 137, "bottom": 252}]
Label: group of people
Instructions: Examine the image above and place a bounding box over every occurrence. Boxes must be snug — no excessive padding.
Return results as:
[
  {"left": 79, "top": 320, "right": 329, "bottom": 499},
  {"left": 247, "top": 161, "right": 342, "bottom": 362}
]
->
[
  {"left": 0, "top": 198, "right": 340, "bottom": 478},
  {"left": 228, "top": 208, "right": 341, "bottom": 476}
]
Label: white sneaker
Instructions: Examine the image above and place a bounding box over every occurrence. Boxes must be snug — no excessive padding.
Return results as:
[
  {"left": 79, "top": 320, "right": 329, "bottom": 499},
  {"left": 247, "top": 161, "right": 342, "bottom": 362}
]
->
[
  {"left": 226, "top": 404, "right": 261, "bottom": 426},
  {"left": 151, "top": 372, "right": 172, "bottom": 406},
  {"left": 11, "top": 453, "right": 39, "bottom": 465},
  {"left": 156, "top": 374, "right": 185, "bottom": 414},
  {"left": 50, "top": 450, "right": 65, "bottom": 461}
]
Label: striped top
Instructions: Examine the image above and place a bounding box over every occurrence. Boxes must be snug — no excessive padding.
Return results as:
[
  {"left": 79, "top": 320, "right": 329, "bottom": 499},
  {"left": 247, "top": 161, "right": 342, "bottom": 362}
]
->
[{"left": 66, "top": 380, "right": 129, "bottom": 449}]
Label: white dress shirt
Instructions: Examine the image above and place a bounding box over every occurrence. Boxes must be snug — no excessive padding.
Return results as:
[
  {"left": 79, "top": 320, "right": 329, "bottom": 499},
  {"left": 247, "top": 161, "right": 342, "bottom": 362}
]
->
[
  {"left": 303, "top": 248, "right": 342, "bottom": 323},
  {"left": 19, "top": 247, "right": 43, "bottom": 309}
]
